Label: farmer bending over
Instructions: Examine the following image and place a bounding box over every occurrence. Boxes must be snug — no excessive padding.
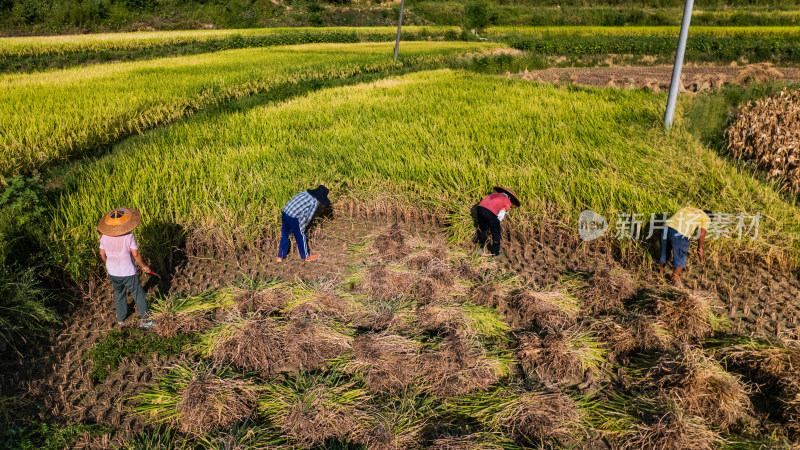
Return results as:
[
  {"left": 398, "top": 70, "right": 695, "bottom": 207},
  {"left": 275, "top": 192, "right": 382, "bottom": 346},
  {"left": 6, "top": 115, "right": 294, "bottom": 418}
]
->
[
  {"left": 277, "top": 185, "right": 331, "bottom": 262},
  {"left": 476, "top": 186, "right": 520, "bottom": 256},
  {"left": 98, "top": 207, "right": 154, "bottom": 328},
  {"left": 659, "top": 207, "right": 712, "bottom": 288}
]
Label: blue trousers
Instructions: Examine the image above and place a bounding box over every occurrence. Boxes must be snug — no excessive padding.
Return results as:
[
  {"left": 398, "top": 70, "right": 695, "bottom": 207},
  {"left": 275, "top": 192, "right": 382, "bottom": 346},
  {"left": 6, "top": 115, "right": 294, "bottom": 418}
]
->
[
  {"left": 659, "top": 227, "right": 691, "bottom": 268},
  {"left": 278, "top": 212, "right": 309, "bottom": 259}
]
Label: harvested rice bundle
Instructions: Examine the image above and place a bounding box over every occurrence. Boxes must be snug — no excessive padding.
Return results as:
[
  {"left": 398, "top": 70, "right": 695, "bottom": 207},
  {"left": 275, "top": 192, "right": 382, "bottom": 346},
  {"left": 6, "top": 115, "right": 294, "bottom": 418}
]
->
[
  {"left": 370, "top": 224, "right": 412, "bottom": 261},
  {"left": 726, "top": 88, "right": 800, "bottom": 194},
  {"left": 419, "top": 335, "right": 509, "bottom": 397},
  {"left": 470, "top": 277, "right": 517, "bottom": 309},
  {"left": 655, "top": 289, "right": 726, "bottom": 344},
  {"left": 353, "top": 298, "right": 416, "bottom": 334},
  {"left": 619, "top": 409, "right": 722, "bottom": 450},
  {"left": 429, "top": 433, "right": 510, "bottom": 449},
  {"left": 359, "top": 265, "right": 416, "bottom": 301},
  {"left": 405, "top": 246, "right": 450, "bottom": 272},
  {"left": 359, "top": 392, "right": 434, "bottom": 449},
  {"left": 647, "top": 349, "right": 751, "bottom": 429},
  {"left": 507, "top": 290, "right": 579, "bottom": 330},
  {"left": 515, "top": 328, "right": 607, "bottom": 383},
  {"left": 591, "top": 315, "right": 669, "bottom": 362},
  {"left": 149, "top": 289, "right": 234, "bottom": 338},
  {"left": 348, "top": 332, "right": 420, "bottom": 395},
  {"left": 723, "top": 343, "right": 800, "bottom": 388},
  {"left": 446, "top": 387, "right": 583, "bottom": 447},
  {"left": 286, "top": 291, "right": 353, "bottom": 321},
  {"left": 418, "top": 303, "right": 509, "bottom": 342},
  {"left": 201, "top": 318, "right": 352, "bottom": 377},
  {"left": 260, "top": 381, "right": 372, "bottom": 448},
  {"left": 579, "top": 267, "right": 636, "bottom": 315},
  {"left": 134, "top": 363, "right": 258, "bottom": 436},
  {"left": 232, "top": 287, "right": 288, "bottom": 315}
]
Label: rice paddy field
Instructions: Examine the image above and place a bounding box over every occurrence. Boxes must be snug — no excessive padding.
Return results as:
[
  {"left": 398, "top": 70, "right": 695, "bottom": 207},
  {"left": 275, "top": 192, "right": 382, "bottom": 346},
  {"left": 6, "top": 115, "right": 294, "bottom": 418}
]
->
[{"left": 2, "top": 23, "right": 800, "bottom": 450}]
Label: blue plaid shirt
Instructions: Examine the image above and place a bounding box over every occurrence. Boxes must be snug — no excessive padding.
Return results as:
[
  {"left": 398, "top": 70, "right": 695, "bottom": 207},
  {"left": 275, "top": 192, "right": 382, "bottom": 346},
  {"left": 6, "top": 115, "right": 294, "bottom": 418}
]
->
[{"left": 283, "top": 191, "right": 319, "bottom": 231}]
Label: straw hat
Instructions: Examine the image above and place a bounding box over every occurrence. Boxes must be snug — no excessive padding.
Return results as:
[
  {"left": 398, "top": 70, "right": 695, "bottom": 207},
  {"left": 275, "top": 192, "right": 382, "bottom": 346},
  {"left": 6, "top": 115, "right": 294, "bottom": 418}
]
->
[
  {"left": 97, "top": 207, "right": 141, "bottom": 236},
  {"left": 493, "top": 186, "right": 521, "bottom": 207}
]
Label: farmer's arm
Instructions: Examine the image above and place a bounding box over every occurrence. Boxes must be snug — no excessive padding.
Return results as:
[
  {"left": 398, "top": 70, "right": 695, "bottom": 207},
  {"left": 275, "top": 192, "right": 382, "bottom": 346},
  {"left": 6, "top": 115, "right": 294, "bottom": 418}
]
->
[
  {"left": 130, "top": 249, "right": 151, "bottom": 273},
  {"left": 99, "top": 249, "right": 107, "bottom": 263},
  {"left": 698, "top": 228, "right": 707, "bottom": 260}
]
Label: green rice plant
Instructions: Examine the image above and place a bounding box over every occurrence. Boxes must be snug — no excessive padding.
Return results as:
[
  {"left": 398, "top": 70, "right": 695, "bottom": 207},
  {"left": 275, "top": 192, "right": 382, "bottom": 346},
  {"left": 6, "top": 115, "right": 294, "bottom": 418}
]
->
[
  {"left": 150, "top": 288, "right": 236, "bottom": 316},
  {"left": 444, "top": 385, "right": 585, "bottom": 447},
  {"left": 461, "top": 302, "right": 511, "bottom": 343},
  {"left": 257, "top": 374, "right": 373, "bottom": 447},
  {"left": 0, "top": 264, "right": 58, "bottom": 355},
  {"left": 0, "top": 41, "right": 497, "bottom": 178},
  {"left": 133, "top": 362, "right": 256, "bottom": 426},
  {"left": 484, "top": 26, "right": 800, "bottom": 39},
  {"left": 193, "top": 320, "right": 246, "bottom": 359},
  {"left": 46, "top": 69, "right": 800, "bottom": 279},
  {"left": 195, "top": 420, "right": 288, "bottom": 449}
]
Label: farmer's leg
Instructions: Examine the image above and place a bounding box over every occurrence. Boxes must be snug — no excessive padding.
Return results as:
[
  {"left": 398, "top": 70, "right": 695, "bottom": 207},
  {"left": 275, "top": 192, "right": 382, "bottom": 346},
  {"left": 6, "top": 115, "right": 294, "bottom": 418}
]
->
[
  {"left": 477, "top": 217, "right": 489, "bottom": 249},
  {"left": 278, "top": 212, "right": 292, "bottom": 258},
  {"left": 659, "top": 228, "right": 670, "bottom": 275},
  {"left": 108, "top": 275, "right": 129, "bottom": 323},
  {"left": 124, "top": 275, "right": 149, "bottom": 320},
  {"left": 284, "top": 215, "right": 309, "bottom": 259},
  {"left": 669, "top": 230, "right": 690, "bottom": 283},
  {"left": 481, "top": 209, "right": 502, "bottom": 256}
]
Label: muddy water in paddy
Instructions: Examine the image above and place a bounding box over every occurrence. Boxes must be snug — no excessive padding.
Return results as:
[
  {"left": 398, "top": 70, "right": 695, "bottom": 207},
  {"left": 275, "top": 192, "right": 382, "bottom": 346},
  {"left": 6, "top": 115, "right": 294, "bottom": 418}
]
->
[{"left": 2, "top": 215, "right": 799, "bottom": 447}]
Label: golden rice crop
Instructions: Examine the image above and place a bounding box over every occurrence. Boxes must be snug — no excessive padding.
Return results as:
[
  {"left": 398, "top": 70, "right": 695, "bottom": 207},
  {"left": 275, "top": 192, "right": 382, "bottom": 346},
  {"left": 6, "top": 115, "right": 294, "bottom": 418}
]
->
[
  {"left": 46, "top": 69, "right": 800, "bottom": 281},
  {"left": 0, "top": 41, "right": 497, "bottom": 177},
  {"left": 725, "top": 89, "right": 800, "bottom": 194}
]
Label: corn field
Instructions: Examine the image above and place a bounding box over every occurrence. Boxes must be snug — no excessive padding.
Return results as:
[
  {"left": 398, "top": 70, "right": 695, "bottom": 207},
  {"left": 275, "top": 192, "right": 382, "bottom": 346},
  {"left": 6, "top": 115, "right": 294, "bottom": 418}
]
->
[{"left": 726, "top": 89, "right": 800, "bottom": 195}]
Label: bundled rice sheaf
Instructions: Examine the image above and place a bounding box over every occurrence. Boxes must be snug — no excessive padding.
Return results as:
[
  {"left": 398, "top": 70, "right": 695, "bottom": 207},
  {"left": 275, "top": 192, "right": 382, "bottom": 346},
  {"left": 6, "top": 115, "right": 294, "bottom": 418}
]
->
[
  {"left": 507, "top": 290, "right": 578, "bottom": 330},
  {"left": 360, "top": 265, "right": 415, "bottom": 301},
  {"left": 619, "top": 409, "right": 722, "bottom": 450},
  {"left": 419, "top": 335, "right": 506, "bottom": 397},
  {"left": 418, "top": 303, "right": 510, "bottom": 343},
  {"left": 470, "top": 281, "right": 513, "bottom": 309},
  {"left": 177, "top": 376, "right": 258, "bottom": 435},
  {"left": 647, "top": 349, "right": 751, "bottom": 429},
  {"left": 150, "top": 291, "right": 233, "bottom": 338},
  {"left": 350, "top": 332, "right": 420, "bottom": 395},
  {"left": 428, "top": 433, "right": 508, "bottom": 449},
  {"left": 153, "top": 311, "right": 213, "bottom": 338},
  {"left": 418, "top": 304, "right": 470, "bottom": 336},
  {"left": 405, "top": 246, "right": 449, "bottom": 272},
  {"left": 233, "top": 288, "right": 288, "bottom": 315},
  {"left": 267, "top": 385, "right": 372, "bottom": 448},
  {"left": 655, "top": 290, "right": 725, "bottom": 344},
  {"left": 515, "top": 328, "right": 607, "bottom": 383},
  {"left": 286, "top": 292, "right": 351, "bottom": 321},
  {"left": 371, "top": 224, "right": 411, "bottom": 261},
  {"left": 725, "top": 88, "right": 800, "bottom": 194},
  {"left": 579, "top": 268, "right": 636, "bottom": 315},
  {"left": 446, "top": 388, "right": 583, "bottom": 448},
  {"left": 592, "top": 315, "right": 669, "bottom": 362},
  {"left": 210, "top": 318, "right": 351, "bottom": 377}
]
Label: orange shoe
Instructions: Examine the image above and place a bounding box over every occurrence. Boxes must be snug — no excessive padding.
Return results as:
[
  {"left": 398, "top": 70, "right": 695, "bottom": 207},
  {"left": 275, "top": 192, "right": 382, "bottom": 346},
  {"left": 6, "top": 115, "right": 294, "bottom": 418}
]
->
[
  {"left": 276, "top": 257, "right": 284, "bottom": 262},
  {"left": 304, "top": 254, "right": 319, "bottom": 262}
]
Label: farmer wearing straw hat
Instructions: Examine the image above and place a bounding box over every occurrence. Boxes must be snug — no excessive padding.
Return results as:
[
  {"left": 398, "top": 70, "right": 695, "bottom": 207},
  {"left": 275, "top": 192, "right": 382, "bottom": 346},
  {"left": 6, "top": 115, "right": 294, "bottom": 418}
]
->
[
  {"left": 98, "top": 207, "right": 154, "bottom": 328},
  {"left": 277, "top": 185, "right": 331, "bottom": 262},
  {"left": 659, "top": 207, "right": 713, "bottom": 288},
  {"left": 476, "top": 186, "right": 521, "bottom": 257}
]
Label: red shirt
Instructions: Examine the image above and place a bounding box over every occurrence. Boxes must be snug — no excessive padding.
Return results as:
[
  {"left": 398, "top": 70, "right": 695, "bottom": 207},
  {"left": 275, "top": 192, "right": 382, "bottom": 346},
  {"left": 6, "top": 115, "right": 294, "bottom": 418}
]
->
[{"left": 479, "top": 193, "right": 511, "bottom": 215}]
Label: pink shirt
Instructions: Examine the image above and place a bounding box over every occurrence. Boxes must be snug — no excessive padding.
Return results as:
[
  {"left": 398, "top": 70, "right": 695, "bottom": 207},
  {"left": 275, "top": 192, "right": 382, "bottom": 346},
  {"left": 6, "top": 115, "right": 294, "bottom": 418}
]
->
[
  {"left": 99, "top": 233, "right": 138, "bottom": 277},
  {"left": 479, "top": 193, "right": 512, "bottom": 215}
]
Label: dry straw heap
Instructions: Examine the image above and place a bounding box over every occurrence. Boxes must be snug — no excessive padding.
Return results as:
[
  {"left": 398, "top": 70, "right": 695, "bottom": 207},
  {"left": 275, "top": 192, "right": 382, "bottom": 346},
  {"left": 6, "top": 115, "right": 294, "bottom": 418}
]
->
[{"left": 726, "top": 89, "right": 800, "bottom": 194}]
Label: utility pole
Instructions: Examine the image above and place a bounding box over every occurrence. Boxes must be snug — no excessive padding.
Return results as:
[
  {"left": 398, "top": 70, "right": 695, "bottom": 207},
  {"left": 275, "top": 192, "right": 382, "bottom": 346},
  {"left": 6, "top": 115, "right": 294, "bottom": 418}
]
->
[
  {"left": 394, "top": 0, "right": 405, "bottom": 61},
  {"left": 664, "top": 0, "right": 694, "bottom": 129}
]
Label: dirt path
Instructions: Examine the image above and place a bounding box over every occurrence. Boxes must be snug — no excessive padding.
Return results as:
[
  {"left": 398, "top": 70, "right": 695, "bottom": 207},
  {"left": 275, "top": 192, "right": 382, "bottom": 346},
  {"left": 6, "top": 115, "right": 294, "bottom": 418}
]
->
[{"left": 509, "top": 64, "right": 800, "bottom": 93}]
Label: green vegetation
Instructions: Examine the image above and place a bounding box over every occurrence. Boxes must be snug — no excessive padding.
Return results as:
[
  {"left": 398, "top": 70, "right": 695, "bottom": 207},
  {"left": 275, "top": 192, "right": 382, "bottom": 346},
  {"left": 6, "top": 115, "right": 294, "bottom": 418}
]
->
[
  {"left": 47, "top": 70, "right": 800, "bottom": 281},
  {"left": 83, "top": 328, "right": 197, "bottom": 382},
  {"left": 500, "top": 32, "right": 800, "bottom": 64},
  {"left": 0, "top": 41, "right": 496, "bottom": 178},
  {"left": 0, "top": 26, "right": 462, "bottom": 73},
  {"left": 3, "top": 0, "right": 800, "bottom": 34},
  {"left": 1, "top": 420, "right": 113, "bottom": 450}
]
